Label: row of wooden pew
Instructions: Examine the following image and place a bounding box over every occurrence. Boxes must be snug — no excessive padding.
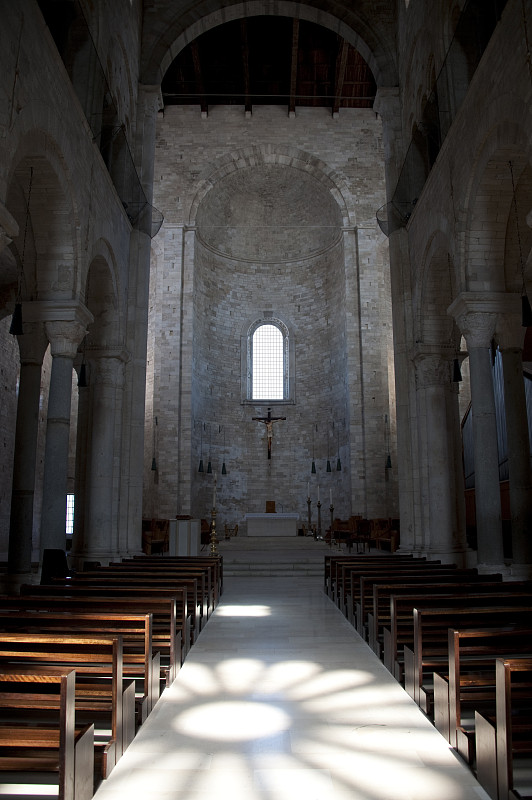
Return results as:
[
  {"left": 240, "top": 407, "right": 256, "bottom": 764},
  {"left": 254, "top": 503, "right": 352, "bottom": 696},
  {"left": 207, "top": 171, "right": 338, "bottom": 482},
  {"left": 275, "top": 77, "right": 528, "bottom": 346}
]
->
[
  {"left": 324, "top": 553, "right": 532, "bottom": 800},
  {"left": 0, "top": 553, "right": 222, "bottom": 800}
]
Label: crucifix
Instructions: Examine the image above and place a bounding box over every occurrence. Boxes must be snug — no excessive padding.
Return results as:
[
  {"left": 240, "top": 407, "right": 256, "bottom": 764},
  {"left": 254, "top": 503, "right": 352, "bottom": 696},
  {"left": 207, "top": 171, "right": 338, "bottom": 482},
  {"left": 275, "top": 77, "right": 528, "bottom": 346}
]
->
[{"left": 252, "top": 408, "right": 286, "bottom": 459}]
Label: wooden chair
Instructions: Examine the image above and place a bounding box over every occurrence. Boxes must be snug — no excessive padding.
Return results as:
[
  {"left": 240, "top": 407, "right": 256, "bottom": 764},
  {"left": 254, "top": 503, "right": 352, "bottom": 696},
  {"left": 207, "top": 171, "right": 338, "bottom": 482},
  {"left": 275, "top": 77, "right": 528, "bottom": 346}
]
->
[
  {"left": 142, "top": 519, "right": 169, "bottom": 555},
  {"left": 224, "top": 523, "right": 238, "bottom": 540}
]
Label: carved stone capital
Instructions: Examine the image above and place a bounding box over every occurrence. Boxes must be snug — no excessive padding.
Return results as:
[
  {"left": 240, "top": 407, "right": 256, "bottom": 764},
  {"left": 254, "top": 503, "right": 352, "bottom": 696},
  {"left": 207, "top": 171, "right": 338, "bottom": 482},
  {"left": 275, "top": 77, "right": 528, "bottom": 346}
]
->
[
  {"left": 448, "top": 292, "right": 521, "bottom": 348},
  {"left": 90, "top": 354, "right": 126, "bottom": 388},
  {"left": 16, "top": 321, "right": 48, "bottom": 365},
  {"left": 414, "top": 352, "right": 451, "bottom": 388},
  {"left": 45, "top": 320, "right": 87, "bottom": 359},
  {"left": 138, "top": 84, "right": 164, "bottom": 117}
]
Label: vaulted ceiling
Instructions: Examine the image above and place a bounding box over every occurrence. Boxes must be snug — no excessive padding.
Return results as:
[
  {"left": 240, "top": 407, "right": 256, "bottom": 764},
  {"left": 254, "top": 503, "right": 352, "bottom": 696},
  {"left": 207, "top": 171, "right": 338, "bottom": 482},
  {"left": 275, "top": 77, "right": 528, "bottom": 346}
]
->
[{"left": 161, "top": 16, "right": 377, "bottom": 114}]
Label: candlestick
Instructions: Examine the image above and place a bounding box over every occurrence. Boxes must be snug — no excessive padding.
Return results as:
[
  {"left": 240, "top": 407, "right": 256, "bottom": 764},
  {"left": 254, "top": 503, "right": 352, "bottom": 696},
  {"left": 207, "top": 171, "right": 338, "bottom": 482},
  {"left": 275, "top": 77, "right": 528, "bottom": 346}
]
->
[
  {"left": 317, "top": 485, "right": 320, "bottom": 502},
  {"left": 329, "top": 503, "right": 336, "bottom": 549},
  {"left": 307, "top": 495, "right": 312, "bottom": 536},
  {"left": 330, "top": 488, "right": 332, "bottom": 505},
  {"left": 213, "top": 473, "right": 217, "bottom": 509},
  {"left": 317, "top": 499, "right": 322, "bottom": 538},
  {"left": 210, "top": 507, "right": 218, "bottom": 556}
]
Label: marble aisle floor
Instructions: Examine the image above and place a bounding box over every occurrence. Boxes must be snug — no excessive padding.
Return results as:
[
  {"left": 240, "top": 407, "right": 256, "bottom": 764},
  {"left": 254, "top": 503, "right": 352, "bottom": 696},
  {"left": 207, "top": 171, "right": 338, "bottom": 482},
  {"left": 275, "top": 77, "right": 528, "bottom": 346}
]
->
[{"left": 93, "top": 575, "right": 491, "bottom": 800}]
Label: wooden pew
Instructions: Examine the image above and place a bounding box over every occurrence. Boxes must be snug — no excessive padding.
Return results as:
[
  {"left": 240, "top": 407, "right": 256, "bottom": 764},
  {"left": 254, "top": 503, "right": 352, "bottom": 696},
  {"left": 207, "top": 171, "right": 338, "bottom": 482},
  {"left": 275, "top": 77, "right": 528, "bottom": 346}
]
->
[
  {"left": 432, "top": 626, "right": 532, "bottom": 764},
  {"left": 357, "top": 568, "right": 487, "bottom": 640},
  {"left": 0, "top": 633, "right": 133, "bottom": 780},
  {"left": 127, "top": 554, "right": 224, "bottom": 606},
  {"left": 19, "top": 587, "right": 184, "bottom": 684},
  {"left": 348, "top": 562, "right": 459, "bottom": 630},
  {"left": 327, "top": 554, "right": 421, "bottom": 611},
  {"left": 383, "top": 587, "right": 532, "bottom": 680},
  {"left": 406, "top": 605, "right": 532, "bottom": 712},
  {"left": 0, "top": 666, "right": 94, "bottom": 800},
  {"left": 475, "top": 657, "right": 532, "bottom": 800},
  {"left": 71, "top": 571, "right": 202, "bottom": 645},
  {"left": 0, "top": 607, "right": 157, "bottom": 722},
  {"left": 368, "top": 575, "right": 504, "bottom": 655}
]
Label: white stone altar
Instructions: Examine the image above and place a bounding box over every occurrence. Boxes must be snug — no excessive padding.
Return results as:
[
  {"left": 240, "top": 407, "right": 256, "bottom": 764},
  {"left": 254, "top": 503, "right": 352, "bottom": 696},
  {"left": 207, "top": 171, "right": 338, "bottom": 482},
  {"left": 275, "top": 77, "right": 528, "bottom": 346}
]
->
[{"left": 244, "top": 513, "right": 300, "bottom": 537}]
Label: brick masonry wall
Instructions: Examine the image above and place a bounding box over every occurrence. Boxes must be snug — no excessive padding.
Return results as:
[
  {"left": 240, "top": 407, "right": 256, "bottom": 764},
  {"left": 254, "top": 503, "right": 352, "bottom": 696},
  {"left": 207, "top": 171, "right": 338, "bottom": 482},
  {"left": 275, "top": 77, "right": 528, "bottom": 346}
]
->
[{"left": 148, "top": 104, "right": 398, "bottom": 527}]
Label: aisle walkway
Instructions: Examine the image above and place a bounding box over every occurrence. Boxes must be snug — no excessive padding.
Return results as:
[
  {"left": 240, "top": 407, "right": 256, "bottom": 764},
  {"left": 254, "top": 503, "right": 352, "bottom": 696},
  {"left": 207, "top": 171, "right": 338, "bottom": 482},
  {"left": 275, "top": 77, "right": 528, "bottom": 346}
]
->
[{"left": 93, "top": 565, "right": 490, "bottom": 800}]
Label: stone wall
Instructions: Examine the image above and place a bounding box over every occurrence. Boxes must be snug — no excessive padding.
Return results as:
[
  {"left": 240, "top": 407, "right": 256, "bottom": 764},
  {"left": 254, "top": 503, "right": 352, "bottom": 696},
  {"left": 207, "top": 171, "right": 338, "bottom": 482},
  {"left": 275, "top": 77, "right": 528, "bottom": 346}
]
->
[{"left": 148, "top": 103, "right": 397, "bottom": 528}]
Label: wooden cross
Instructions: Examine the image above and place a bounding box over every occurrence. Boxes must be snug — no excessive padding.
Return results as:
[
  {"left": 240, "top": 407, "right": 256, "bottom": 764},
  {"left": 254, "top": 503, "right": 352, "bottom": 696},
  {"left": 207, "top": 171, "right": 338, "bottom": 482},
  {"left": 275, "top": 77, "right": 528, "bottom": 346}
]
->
[{"left": 252, "top": 408, "right": 286, "bottom": 459}]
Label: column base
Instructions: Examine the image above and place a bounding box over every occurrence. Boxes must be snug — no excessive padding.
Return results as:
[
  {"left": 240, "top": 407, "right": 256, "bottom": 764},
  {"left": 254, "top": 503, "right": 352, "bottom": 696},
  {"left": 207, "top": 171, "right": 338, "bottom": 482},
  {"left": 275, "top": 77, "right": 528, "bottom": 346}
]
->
[
  {"left": 508, "top": 562, "right": 532, "bottom": 581},
  {"left": 475, "top": 562, "right": 513, "bottom": 577},
  {"left": 0, "top": 571, "right": 38, "bottom": 595}
]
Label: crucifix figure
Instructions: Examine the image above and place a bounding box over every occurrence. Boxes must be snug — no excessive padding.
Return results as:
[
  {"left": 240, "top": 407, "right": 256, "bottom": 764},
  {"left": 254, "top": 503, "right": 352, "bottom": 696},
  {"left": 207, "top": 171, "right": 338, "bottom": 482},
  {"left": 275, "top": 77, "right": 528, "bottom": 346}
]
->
[{"left": 252, "top": 408, "right": 286, "bottom": 459}]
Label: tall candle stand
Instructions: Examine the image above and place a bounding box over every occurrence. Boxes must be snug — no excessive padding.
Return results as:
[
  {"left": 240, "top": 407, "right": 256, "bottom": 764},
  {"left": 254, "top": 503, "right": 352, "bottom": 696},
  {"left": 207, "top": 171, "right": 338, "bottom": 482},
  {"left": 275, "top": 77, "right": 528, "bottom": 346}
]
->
[
  {"left": 317, "top": 500, "right": 322, "bottom": 538},
  {"left": 307, "top": 495, "right": 312, "bottom": 536},
  {"left": 329, "top": 503, "right": 334, "bottom": 548},
  {"left": 210, "top": 507, "right": 218, "bottom": 556}
]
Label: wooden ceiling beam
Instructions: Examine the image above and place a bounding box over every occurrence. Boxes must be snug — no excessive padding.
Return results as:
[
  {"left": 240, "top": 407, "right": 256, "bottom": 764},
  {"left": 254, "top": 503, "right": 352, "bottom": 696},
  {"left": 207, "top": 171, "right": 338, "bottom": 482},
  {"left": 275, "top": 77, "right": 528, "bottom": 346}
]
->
[
  {"left": 240, "top": 19, "right": 251, "bottom": 114},
  {"left": 289, "top": 18, "right": 299, "bottom": 116},
  {"left": 332, "top": 38, "right": 349, "bottom": 116}
]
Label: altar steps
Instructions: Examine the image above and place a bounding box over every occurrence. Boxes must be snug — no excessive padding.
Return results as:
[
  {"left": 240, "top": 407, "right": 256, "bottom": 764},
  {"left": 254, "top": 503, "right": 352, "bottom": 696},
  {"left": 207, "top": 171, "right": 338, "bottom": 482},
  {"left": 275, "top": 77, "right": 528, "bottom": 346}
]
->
[{"left": 218, "top": 535, "right": 337, "bottom": 578}]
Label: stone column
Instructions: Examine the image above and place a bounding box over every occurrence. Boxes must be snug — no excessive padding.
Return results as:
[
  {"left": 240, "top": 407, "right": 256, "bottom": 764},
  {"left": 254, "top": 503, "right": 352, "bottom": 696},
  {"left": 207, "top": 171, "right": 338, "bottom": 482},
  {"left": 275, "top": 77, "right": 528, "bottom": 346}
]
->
[
  {"left": 71, "top": 367, "right": 90, "bottom": 565},
  {"left": 373, "top": 88, "right": 417, "bottom": 553},
  {"left": 82, "top": 353, "right": 126, "bottom": 563},
  {"left": 119, "top": 84, "right": 162, "bottom": 555},
  {"left": 497, "top": 309, "right": 532, "bottom": 574},
  {"left": 414, "top": 351, "right": 467, "bottom": 564},
  {"left": 449, "top": 294, "right": 505, "bottom": 570},
  {"left": 40, "top": 316, "right": 89, "bottom": 554},
  {"left": 7, "top": 321, "right": 48, "bottom": 582}
]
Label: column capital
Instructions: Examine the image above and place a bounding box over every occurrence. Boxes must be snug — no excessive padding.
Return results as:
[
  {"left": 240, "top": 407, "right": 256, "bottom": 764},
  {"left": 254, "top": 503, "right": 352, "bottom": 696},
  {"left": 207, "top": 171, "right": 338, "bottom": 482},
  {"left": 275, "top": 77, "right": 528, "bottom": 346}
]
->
[
  {"left": 16, "top": 321, "right": 48, "bottom": 365},
  {"left": 89, "top": 349, "right": 129, "bottom": 387},
  {"left": 448, "top": 293, "right": 499, "bottom": 347},
  {"left": 373, "top": 86, "right": 400, "bottom": 118},
  {"left": 45, "top": 319, "right": 87, "bottom": 358},
  {"left": 138, "top": 84, "right": 164, "bottom": 116},
  {"left": 412, "top": 350, "right": 452, "bottom": 388},
  {"left": 448, "top": 292, "right": 521, "bottom": 348}
]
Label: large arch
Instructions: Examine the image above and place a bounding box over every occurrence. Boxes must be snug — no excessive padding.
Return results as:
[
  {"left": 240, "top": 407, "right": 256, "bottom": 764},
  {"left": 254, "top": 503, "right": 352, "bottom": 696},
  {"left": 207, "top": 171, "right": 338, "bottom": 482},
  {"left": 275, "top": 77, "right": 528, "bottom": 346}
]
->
[{"left": 141, "top": 0, "right": 398, "bottom": 89}]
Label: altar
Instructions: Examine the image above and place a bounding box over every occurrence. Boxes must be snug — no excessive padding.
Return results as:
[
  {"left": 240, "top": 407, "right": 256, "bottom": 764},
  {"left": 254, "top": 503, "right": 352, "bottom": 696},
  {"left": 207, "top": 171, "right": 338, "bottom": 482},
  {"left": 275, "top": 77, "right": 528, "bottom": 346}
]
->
[{"left": 244, "top": 513, "right": 300, "bottom": 537}]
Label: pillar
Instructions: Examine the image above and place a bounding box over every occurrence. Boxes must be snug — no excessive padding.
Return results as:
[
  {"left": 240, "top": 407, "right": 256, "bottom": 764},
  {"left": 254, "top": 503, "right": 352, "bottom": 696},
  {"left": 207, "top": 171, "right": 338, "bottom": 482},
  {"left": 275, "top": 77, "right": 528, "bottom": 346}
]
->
[
  {"left": 449, "top": 294, "right": 505, "bottom": 570},
  {"left": 497, "top": 310, "right": 532, "bottom": 574},
  {"left": 414, "top": 351, "right": 467, "bottom": 564},
  {"left": 118, "top": 84, "right": 162, "bottom": 555},
  {"left": 373, "top": 87, "right": 417, "bottom": 553},
  {"left": 40, "top": 315, "right": 89, "bottom": 554},
  {"left": 81, "top": 352, "right": 126, "bottom": 563},
  {"left": 7, "top": 321, "right": 48, "bottom": 581}
]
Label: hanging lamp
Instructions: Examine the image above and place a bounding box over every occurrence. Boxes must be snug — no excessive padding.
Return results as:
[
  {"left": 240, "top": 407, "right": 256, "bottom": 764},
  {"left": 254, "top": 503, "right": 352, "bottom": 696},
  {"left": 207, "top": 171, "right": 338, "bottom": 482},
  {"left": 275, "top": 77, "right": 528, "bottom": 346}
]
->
[
  {"left": 221, "top": 425, "right": 227, "bottom": 474},
  {"left": 198, "top": 422, "right": 204, "bottom": 472},
  {"left": 206, "top": 423, "right": 212, "bottom": 473}
]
